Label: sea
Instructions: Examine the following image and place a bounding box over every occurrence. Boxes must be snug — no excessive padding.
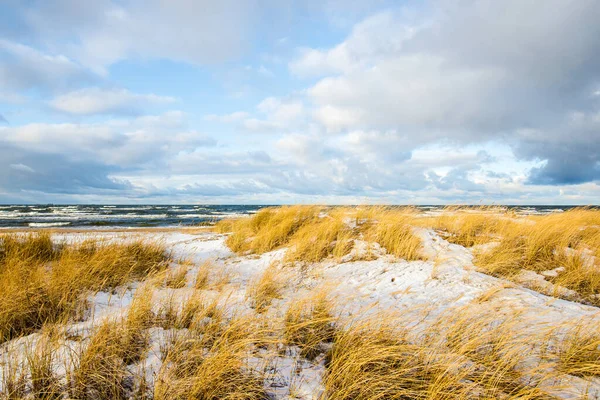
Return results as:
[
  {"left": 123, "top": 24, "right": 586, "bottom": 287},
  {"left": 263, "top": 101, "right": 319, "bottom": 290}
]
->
[{"left": 0, "top": 204, "right": 591, "bottom": 229}]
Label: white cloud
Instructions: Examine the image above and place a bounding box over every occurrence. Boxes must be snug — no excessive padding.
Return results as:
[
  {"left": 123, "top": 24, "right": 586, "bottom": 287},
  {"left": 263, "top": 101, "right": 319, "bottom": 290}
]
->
[
  {"left": 0, "top": 39, "right": 92, "bottom": 91},
  {"left": 9, "top": 163, "right": 35, "bottom": 173},
  {"left": 292, "top": 1, "right": 600, "bottom": 185},
  {"left": 204, "top": 111, "right": 250, "bottom": 123},
  {"left": 0, "top": 111, "right": 215, "bottom": 166},
  {"left": 208, "top": 97, "right": 305, "bottom": 133},
  {"left": 20, "top": 0, "right": 261, "bottom": 72},
  {"left": 49, "top": 87, "right": 177, "bottom": 115}
]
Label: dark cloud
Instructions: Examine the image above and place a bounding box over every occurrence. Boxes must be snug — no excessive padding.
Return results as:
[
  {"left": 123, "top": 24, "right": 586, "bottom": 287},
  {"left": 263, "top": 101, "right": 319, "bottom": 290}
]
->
[
  {"left": 0, "top": 143, "right": 130, "bottom": 195},
  {"left": 522, "top": 143, "right": 600, "bottom": 185}
]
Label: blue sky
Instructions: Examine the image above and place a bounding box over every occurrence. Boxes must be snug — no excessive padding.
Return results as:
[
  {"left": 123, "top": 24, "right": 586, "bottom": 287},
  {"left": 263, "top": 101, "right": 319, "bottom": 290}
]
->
[{"left": 1, "top": 0, "right": 599, "bottom": 204}]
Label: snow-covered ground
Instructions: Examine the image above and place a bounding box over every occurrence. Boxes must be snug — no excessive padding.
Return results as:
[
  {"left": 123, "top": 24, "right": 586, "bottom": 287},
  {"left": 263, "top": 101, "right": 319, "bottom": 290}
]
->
[{"left": 1, "top": 229, "right": 600, "bottom": 399}]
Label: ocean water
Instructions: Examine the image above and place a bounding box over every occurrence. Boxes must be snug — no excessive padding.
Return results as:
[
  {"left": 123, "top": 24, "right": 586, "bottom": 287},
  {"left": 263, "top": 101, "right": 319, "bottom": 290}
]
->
[
  {"left": 0, "top": 205, "right": 267, "bottom": 228},
  {"left": 0, "top": 204, "right": 588, "bottom": 229}
]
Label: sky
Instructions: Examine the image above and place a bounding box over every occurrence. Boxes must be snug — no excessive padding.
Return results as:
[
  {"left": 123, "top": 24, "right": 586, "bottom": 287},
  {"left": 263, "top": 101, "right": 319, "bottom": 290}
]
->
[{"left": 0, "top": 0, "right": 599, "bottom": 205}]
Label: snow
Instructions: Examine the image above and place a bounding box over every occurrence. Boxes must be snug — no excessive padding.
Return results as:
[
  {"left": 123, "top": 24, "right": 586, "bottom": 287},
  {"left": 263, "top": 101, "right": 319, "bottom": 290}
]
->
[{"left": 1, "top": 229, "right": 600, "bottom": 399}]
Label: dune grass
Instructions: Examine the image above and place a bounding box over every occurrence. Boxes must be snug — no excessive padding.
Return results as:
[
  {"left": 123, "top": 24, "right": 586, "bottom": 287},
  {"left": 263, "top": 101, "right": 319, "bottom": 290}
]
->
[
  {"left": 555, "top": 320, "right": 600, "bottom": 377},
  {"left": 284, "top": 290, "right": 336, "bottom": 360},
  {"left": 426, "top": 206, "right": 517, "bottom": 247},
  {"left": 218, "top": 205, "right": 425, "bottom": 262},
  {"left": 474, "top": 208, "right": 600, "bottom": 305},
  {"left": 246, "top": 263, "right": 284, "bottom": 313},
  {"left": 0, "top": 233, "right": 168, "bottom": 343},
  {"left": 325, "top": 309, "right": 560, "bottom": 400}
]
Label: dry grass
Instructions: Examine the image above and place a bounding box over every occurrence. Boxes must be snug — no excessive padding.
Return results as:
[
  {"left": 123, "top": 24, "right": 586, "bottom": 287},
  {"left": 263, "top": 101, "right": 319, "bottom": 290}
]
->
[
  {"left": 325, "top": 309, "right": 559, "bottom": 400},
  {"left": 246, "top": 263, "right": 284, "bottom": 313},
  {"left": 428, "top": 207, "right": 516, "bottom": 247},
  {"left": 284, "top": 215, "right": 354, "bottom": 263},
  {"left": 222, "top": 206, "right": 322, "bottom": 254},
  {"left": 194, "top": 260, "right": 212, "bottom": 290},
  {"left": 68, "top": 320, "right": 131, "bottom": 400},
  {"left": 475, "top": 208, "right": 600, "bottom": 304},
  {"left": 165, "top": 265, "right": 188, "bottom": 289},
  {"left": 1, "top": 354, "right": 27, "bottom": 400},
  {"left": 324, "top": 320, "right": 470, "bottom": 399},
  {"left": 153, "top": 309, "right": 269, "bottom": 400},
  {"left": 556, "top": 320, "right": 600, "bottom": 377},
  {"left": 25, "top": 334, "right": 61, "bottom": 399},
  {"left": 284, "top": 290, "right": 336, "bottom": 360},
  {"left": 220, "top": 206, "right": 425, "bottom": 263},
  {"left": 363, "top": 207, "right": 424, "bottom": 260},
  {"left": 0, "top": 233, "right": 168, "bottom": 343}
]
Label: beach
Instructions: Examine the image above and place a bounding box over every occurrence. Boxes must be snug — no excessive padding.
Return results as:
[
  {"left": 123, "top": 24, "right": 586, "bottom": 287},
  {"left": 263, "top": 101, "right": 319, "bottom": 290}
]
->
[{"left": 1, "top": 206, "right": 599, "bottom": 399}]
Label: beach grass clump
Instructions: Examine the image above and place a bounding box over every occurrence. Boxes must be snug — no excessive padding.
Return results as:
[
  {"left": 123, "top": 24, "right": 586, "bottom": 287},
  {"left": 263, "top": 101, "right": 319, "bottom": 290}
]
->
[
  {"left": 284, "top": 290, "right": 336, "bottom": 360},
  {"left": 556, "top": 321, "right": 600, "bottom": 377},
  {"left": 153, "top": 313, "right": 269, "bottom": 400},
  {"left": 222, "top": 206, "right": 322, "bottom": 254},
  {"left": 364, "top": 207, "right": 424, "bottom": 261},
  {"left": 325, "top": 308, "right": 558, "bottom": 400},
  {"left": 324, "top": 321, "right": 470, "bottom": 400},
  {"left": 194, "top": 260, "right": 212, "bottom": 290},
  {"left": 165, "top": 265, "right": 189, "bottom": 289},
  {"left": 0, "top": 233, "right": 168, "bottom": 343},
  {"left": 25, "top": 334, "right": 62, "bottom": 399},
  {"left": 285, "top": 215, "right": 354, "bottom": 263},
  {"left": 68, "top": 321, "right": 131, "bottom": 400},
  {"left": 439, "top": 309, "right": 550, "bottom": 398},
  {"left": 246, "top": 263, "right": 284, "bottom": 313},
  {"left": 430, "top": 207, "right": 514, "bottom": 247},
  {"left": 219, "top": 206, "right": 427, "bottom": 263},
  {"left": 474, "top": 208, "right": 600, "bottom": 304}
]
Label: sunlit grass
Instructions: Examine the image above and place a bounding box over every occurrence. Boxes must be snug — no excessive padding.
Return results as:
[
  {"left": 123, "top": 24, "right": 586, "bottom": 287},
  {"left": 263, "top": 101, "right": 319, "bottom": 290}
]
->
[{"left": 0, "top": 233, "right": 168, "bottom": 343}]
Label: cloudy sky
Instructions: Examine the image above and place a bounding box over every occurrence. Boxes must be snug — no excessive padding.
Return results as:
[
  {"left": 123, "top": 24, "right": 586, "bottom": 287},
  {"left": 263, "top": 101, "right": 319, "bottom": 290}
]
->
[{"left": 1, "top": 0, "right": 599, "bottom": 204}]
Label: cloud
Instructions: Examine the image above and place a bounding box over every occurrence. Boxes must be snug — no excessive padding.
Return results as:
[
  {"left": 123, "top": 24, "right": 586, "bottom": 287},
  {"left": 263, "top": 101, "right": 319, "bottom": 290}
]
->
[
  {"left": 17, "top": 0, "right": 261, "bottom": 72},
  {"left": 49, "top": 87, "right": 177, "bottom": 115},
  {"left": 208, "top": 96, "right": 305, "bottom": 133},
  {"left": 2, "top": 0, "right": 600, "bottom": 203},
  {"left": 205, "top": 111, "right": 250, "bottom": 123},
  {"left": 9, "top": 163, "right": 35, "bottom": 173},
  {"left": 291, "top": 1, "right": 600, "bottom": 186},
  {"left": 0, "top": 39, "right": 94, "bottom": 92},
  {"left": 0, "top": 111, "right": 216, "bottom": 168},
  {"left": 0, "top": 143, "right": 130, "bottom": 195}
]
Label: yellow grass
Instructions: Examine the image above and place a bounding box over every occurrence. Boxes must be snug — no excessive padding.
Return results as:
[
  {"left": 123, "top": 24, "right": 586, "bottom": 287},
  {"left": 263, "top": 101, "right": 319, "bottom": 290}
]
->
[
  {"left": 326, "top": 309, "right": 558, "bottom": 399},
  {"left": 427, "top": 207, "right": 516, "bottom": 247},
  {"left": 25, "top": 334, "right": 61, "bottom": 399},
  {"left": 246, "top": 263, "right": 284, "bottom": 313},
  {"left": 0, "top": 233, "right": 168, "bottom": 343},
  {"left": 193, "top": 260, "right": 212, "bottom": 290},
  {"left": 284, "top": 215, "right": 354, "bottom": 263},
  {"left": 475, "top": 208, "right": 600, "bottom": 304},
  {"left": 165, "top": 265, "right": 188, "bottom": 289},
  {"left": 222, "top": 206, "right": 322, "bottom": 254},
  {"left": 284, "top": 290, "right": 336, "bottom": 360},
  {"left": 364, "top": 207, "right": 424, "bottom": 260},
  {"left": 68, "top": 321, "right": 130, "bottom": 399},
  {"left": 220, "top": 206, "right": 425, "bottom": 262},
  {"left": 556, "top": 320, "right": 600, "bottom": 377}
]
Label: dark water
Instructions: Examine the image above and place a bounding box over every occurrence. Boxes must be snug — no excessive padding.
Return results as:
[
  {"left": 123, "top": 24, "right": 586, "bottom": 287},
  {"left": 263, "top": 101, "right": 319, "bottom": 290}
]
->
[
  {"left": 0, "top": 204, "right": 591, "bottom": 229},
  {"left": 0, "top": 205, "right": 268, "bottom": 228}
]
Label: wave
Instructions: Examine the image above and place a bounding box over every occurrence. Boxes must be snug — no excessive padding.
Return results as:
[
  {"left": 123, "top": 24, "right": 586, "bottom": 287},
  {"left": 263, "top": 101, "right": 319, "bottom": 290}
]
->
[{"left": 28, "top": 222, "right": 72, "bottom": 228}]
